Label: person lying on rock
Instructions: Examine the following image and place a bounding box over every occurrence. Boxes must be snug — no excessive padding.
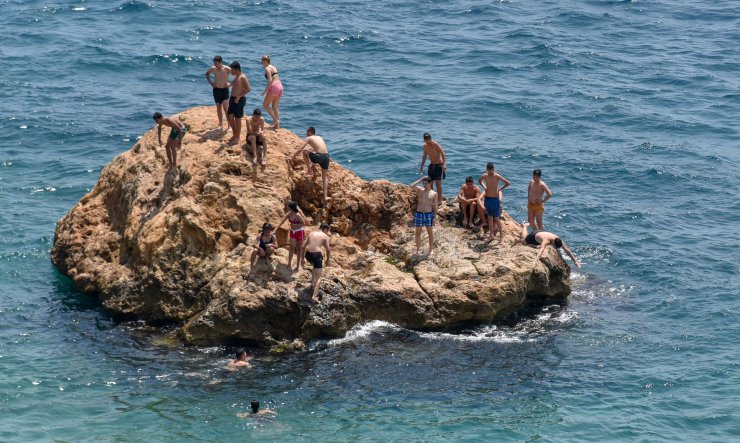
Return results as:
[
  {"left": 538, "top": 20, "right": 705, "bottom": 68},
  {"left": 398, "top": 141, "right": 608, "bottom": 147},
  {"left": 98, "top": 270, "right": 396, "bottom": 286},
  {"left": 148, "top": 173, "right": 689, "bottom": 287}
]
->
[
  {"left": 226, "top": 349, "right": 253, "bottom": 370},
  {"left": 303, "top": 223, "right": 331, "bottom": 303},
  {"left": 251, "top": 222, "right": 277, "bottom": 268},
  {"left": 274, "top": 201, "right": 306, "bottom": 273},
  {"left": 458, "top": 176, "right": 486, "bottom": 229},
  {"left": 246, "top": 108, "right": 268, "bottom": 167},
  {"left": 152, "top": 112, "right": 186, "bottom": 173},
  {"left": 237, "top": 400, "right": 276, "bottom": 418},
  {"left": 291, "top": 127, "right": 330, "bottom": 202},
  {"left": 411, "top": 176, "right": 438, "bottom": 256},
  {"left": 520, "top": 222, "right": 581, "bottom": 268}
]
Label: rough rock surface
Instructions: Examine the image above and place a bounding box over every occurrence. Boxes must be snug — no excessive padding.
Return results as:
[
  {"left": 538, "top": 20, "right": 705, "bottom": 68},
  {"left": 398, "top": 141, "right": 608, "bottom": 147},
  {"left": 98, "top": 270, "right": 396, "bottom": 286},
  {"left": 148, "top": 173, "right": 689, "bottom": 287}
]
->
[{"left": 51, "top": 106, "right": 572, "bottom": 347}]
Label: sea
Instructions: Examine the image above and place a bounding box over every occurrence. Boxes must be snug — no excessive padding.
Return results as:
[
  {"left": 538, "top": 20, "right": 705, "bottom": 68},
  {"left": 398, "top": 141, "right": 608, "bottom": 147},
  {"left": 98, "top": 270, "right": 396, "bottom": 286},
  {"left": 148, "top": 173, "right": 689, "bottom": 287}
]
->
[{"left": 0, "top": 0, "right": 738, "bottom": 441}]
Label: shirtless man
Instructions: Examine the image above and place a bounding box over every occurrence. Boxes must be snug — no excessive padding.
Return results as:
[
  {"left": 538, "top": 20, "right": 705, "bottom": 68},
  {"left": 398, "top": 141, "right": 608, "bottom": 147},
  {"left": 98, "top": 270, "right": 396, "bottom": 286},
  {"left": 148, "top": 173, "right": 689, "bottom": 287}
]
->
[
  {"left": 204, "top": 55, "right": 231, "bottom": 128},
  {"left": 520, "top": 223, "right": 581, "bottom": 268},
  {"left": 478, "top": 162, "right": 510, "bottom": 244},
  {"left": 226, "top": 61, "right": 250, "bottom": 145},
  {"left": 457, "top": 176, "right": 485, "bottom": 228},
  {"left": 226, "top": 349, "right": 252, "bottom": 370},
  {"left": 237, "top": 400, "right": 277, "bottom": 418},
  {"left": 303, "top": 223, "right": 331, "bottom": 303},
  {"left": 410, "top": 176, "right": 438, "bottom": 255},
  {"left": 291, "top": 127, "right": 330, "bottom": 202},
  {"left": 419, "top": 133, "right": 447, "bottom": 204},
  {"left": 153, "top": 112, "right": 186, "bottom": 172},
  {"left": 246, "top": 108, "right": 268, "bottom": 166},
  {"left": 527, "top": 169, "right": 553, "bottom": 231}
]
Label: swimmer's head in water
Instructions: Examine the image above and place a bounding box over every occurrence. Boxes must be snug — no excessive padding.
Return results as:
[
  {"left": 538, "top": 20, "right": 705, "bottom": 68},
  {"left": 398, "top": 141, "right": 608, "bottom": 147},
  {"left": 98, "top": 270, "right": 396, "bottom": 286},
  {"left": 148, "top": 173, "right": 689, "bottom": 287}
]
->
[
  {"left": 320, "top": 222, "right": 330, "bottom": 232},
  {"left": 253, "top": 108, "right": 261, "bottom": 116},
  {"left": 229, "top": 61, "right": 241, "bottom": 72},
  {"left": 465, "top": 176, "right": 474, "bottom": 184},
  {"left": 262, "top": 222, "right": 273, "bottom": 232},
  {"left": 236, "top": 349, "right": 247, "bottom": 360},
  {"left": 251, "top": 400, "right": 260, "bottom": 413},
  {"left": 486, "top": 162, "right": 495, "bottom": 171},
  {"left": 307, "top": 126, "right": 316, "bottom": 136},
  {"left": 423, "top": 132, "right": 431, "bottom": 141},
  {"left": 213, "top": 55, "right": 222, "bottom": 64},
  {"left": 533, "top": 169, "right": 542, "bottom": 178},
  {"left": 288, "top": 201, "right": 298, "bottom": 213},
  {"left": 152, "top": 112, "right": 163, "bottom": 122},
  {"left": 554, "top": 238, "right": 563, "bottom": 248}
]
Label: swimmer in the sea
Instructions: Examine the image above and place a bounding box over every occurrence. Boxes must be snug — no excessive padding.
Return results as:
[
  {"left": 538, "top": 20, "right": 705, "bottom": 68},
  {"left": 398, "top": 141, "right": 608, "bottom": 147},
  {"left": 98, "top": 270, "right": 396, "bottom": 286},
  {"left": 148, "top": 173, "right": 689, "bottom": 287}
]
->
[
  {"left": 419, "top": 133, "right": 447, "bottom": 205},
  {"left": 260, "top": 54, "right": 283, "bottom": 129},
  {"left": 226, "top": 349, "right": 252, "bottom": 370},
  {"left": 274, "top": 201, "right": 306, "bottom": 272},
  {"left": 291, "top": 127, "right": 330, "bottom": 203},
  {"left": 205, "top": 55, "right": 232, "bottom": 128},
  {"left": 246, "top": 108, "right": 268, "bottom": 166},
  {"left": 250, "top": 222, "right": 277, "bottom": 268},
  {"left": 237, "top": 400, "right": 276, "bottom": 418},
  {"left": 458, "top": 176, "right": 483, "bottom": 228},
  {"left": 226, "top": 61, "right": 250, "bottom": 145},
  {"left": 153, "top": 112, "right": 186, "bottom": 172},
  {"left": 520, "top": 223, "right": 581, "bottom": 268},
  {"left": 527, "top": 169, "right": 552, "bottom": 231},
  {"left": 303, "top": 223, "right": 331, "bottom": 303},
  {"left": 478, "top": 162, "right": 510, "bottom": 245},
  {"left": 411, "top": 176, "right": 438, "bottom": 256}
]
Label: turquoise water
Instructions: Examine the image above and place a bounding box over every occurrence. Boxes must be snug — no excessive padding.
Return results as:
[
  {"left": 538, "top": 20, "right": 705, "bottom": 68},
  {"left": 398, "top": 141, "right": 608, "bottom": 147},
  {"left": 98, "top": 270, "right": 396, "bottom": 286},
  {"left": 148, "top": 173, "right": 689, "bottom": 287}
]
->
[{"left": 1, "top": 0, "right": 739, "bottom": 441}]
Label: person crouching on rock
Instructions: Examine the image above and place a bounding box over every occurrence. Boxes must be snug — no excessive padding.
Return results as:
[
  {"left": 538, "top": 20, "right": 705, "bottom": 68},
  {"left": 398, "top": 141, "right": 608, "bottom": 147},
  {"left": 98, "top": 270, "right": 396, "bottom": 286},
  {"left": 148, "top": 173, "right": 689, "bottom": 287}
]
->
[
  {"left": 153, "top": 112, "right": 186, "bottom": 173},
  {"left": 251, "top": 223, "right": 277, "bottom": 268},
  {"left": 274, "top": 201, "right": 306, "bottom": 273},
  {"left": 303, "top": 223, "right": 331, "bottom": 303},
  {"left": 410, "top": 176, "right": 438, "bottom": 256},
  {"left": 520, "top": 222, "right": 581, "bottom": 268}
]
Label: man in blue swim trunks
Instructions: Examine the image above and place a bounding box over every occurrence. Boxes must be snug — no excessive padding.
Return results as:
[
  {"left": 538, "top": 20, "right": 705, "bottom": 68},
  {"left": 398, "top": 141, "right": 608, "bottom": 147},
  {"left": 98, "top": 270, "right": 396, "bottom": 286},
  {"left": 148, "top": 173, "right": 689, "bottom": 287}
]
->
[
  {"left": 153, "top": 112, "right": 186, "bottom": 172},
  {"left": 478, "top": 162, "right": 510, "bottom": 245},
  {"left": 410, "top": 176, "right": 438, "bottom": 256},
  {"left": 227, "top": 61, "right": 250, "bottom": 145}
]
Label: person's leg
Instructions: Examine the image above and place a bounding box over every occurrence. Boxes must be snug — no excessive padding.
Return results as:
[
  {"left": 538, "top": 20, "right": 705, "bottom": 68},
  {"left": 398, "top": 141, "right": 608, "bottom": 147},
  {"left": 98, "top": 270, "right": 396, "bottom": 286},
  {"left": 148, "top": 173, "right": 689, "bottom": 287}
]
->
[
  {"left": 164, "top": 139, "right": 174, "bottom": 170},
  {"left": 247, "top": 135, "right": 257, "bottom": 163},
  {"left": 321, "top": 168, "right": 329, "bottom": 202},
  {"left": 311, "top": 268, "right": 322, "bottom": 303},
  {"left": 435, "top": 180, "right": 443, "bottom": 203},
  {"left": 520, "top": 223, "right": 529, "bottom": 244},
  {"left": 220, "top": 101, "right": 228, "bottom": 128},
  {"left": 535, "top": 209, "right": 544, "bottom": 231},
  {"left": 167, "top": 139, "right": 177, "bottom": 170},
  {"left": 495, "top": 216, "right": 504, "bottom": 244},
  {"left": 302, "top": 150, "right": 315, "bottom": 178},
  {"left": 415, "top": 226, "right": 422, "bottom": 254},
  {"left": 477, "top": 202, "right": 487, "bottom": 228},
  {"left": 263, "top": 95, "right": 277, "bottom": 125},
  {"left": 260, "top": 136, "right": 268, "bottom": 166},
  {"left": 288, "top": 238, "right": 296, "bottom": 269},
  {"left": 227, "top": 107, "right": 236, "bottom": 140},
  {"left": 272, "top": 95, "right": 281, "bottom": 128},
  {"left": 250, "top": 249, "right": 257, "bottom": 267},
  {"left": 426, "top": 226, "right": 434, "bottom": 255},
  {"left": 488, "top": 215, "right": 495, "bottom": 241},
  {"left": 467, "top": 201, "right": 476, "bottom": 227},
  {"left": 528, "top": 205, "right": 536, "bottom": 229},
  {"left": 460, "top": 201, "right": 469, "bottom": 226},
  {"left": 231, "top": 118, "right": 242, "bottom": 145}
]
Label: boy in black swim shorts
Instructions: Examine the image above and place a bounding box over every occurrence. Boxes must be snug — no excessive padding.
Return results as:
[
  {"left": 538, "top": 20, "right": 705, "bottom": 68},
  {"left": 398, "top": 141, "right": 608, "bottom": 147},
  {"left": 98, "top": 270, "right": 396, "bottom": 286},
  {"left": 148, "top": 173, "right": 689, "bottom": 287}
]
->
[
  {"left": 303, "top": 223, "right": 331, "bottom": 303},
  {"left": 291, "top": 127, "right": 331, "bottom": 203}
]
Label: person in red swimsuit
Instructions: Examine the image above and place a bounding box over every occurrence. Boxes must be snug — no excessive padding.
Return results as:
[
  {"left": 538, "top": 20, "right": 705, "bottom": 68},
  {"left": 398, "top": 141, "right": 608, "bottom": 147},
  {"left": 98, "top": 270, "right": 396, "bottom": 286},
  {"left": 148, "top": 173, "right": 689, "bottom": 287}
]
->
[{"left": 274, "top": 201, "right": 306, "bottom": 272}]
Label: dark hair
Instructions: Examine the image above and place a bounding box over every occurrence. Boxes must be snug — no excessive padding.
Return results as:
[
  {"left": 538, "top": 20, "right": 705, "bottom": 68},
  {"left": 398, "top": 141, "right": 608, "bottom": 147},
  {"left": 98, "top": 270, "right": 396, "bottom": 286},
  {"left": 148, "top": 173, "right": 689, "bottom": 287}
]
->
[
  {"left": 288, "top": 201, "right": 298, "bottom": 212},
  {"left": 250, "top": 400, "right": 260, "bottom": 413},
  {"left": 320, "top": 222, "right": 330, "bottom": 231},
  {"left": 307, "top": 126, "right": 316, "bottom": 135},
  {"left": 423, "top": 132, "right": 431, "bottom": 140},
  {"left": 262, "top": 222, "right": 273, "bottom": 231},
  {"left": 554, "top": 238, "right": 563, "bottom": 248},
  {"left": 533, "top": 169, "right": 542, "bottom": 177},
  {"left": 422, "top": 176, "right": 432, "bottom": 184},
  {"left": 213, "top": 55, "right": 222, "bottom": 63},
  {"left": 486, "top": 162, "right": 495, "bottom": 171},
  {"left": 236, "top": 349, "right": 247, "bottom": 359},
  {"left": 465, "top": 176, "right": 474, "bottom": 183},
  {"left": 229, "top": 61, "right": 241, "bottom": 71},
  {"left": 152, "top": 112, "right": 163, "bottom": 121},
  {"left": 261, "top": 54, "right": 270, "bottom": 63},
  {"left": 252, "top": 108, "right": 262, "bottom": 116}
]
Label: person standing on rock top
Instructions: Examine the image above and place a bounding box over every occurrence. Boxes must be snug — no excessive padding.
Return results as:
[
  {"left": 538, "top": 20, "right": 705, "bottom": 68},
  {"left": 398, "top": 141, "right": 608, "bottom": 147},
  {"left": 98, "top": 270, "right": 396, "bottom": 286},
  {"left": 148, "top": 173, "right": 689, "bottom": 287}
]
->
[
  {"left": 479, "top": 162, "right": 510, "bottom": 245},
  {"left": 274, "top": 201, "right": 306, "bottom": 273},
  {"left": 291, "top": 127, "right": 330, "bottom": 203},
  {"left": 419, "top": 133, "right": 447, "bottom": 205},
  {"left": 152, "top": 112, "right": 186, "bottom": 173},
  {"left": 411, "top": 176, "right": 438, "bottom": 256},
  {"left": 303, "top": 223, "right": 331, "bottom": 303},
  {"left": 260, "top": 54, "right": 283, "bottom": 129},
  {"left": 520, "top": 222, "right": 581, "bottom": 268},
  {"left": 204, "top": 55, "right": 232, "bottom": 129},
  {"left": 527, "top": 169, "right": 552, "bottom": 231},
  {"left": 227, "top": 61, "right": 250, "bottom": 145}
]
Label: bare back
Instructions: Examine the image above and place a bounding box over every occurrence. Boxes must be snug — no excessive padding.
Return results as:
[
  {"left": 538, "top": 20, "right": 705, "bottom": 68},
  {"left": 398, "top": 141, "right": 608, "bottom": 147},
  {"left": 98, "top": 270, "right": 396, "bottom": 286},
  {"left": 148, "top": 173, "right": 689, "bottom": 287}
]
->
[
  {"left": 305, "top": 231, "right": 329, "bottom": 253},
  {"left": 480, "top": 173, "right": 501, "bottom": 197},
  {"left": 306, "top": 135, "right": 328, "bottom": 154}
]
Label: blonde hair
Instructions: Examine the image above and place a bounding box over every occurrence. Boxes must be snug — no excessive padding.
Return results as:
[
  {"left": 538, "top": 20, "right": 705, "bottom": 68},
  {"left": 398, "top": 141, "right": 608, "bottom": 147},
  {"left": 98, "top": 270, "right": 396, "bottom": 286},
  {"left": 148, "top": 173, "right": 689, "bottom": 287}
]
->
[{"left": 261, "top": 54, "right": 270, "bottom": 63}]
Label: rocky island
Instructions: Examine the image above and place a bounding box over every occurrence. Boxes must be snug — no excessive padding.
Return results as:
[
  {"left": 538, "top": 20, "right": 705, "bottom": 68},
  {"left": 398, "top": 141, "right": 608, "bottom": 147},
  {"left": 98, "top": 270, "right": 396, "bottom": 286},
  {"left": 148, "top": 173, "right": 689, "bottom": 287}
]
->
[{"left": 51, "top": 106, "right": 572, "bottom": 349}]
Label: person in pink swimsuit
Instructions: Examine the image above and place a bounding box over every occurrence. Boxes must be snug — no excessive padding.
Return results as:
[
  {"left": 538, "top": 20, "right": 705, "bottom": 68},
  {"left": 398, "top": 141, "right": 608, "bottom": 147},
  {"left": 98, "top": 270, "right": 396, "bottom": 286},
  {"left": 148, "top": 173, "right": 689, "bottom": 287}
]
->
[
  {"left": 261, "top": 54, "right": 283, "bottom": 129},
  {"left": 274, "top": 201, "right": 305, "bottom": 272}
]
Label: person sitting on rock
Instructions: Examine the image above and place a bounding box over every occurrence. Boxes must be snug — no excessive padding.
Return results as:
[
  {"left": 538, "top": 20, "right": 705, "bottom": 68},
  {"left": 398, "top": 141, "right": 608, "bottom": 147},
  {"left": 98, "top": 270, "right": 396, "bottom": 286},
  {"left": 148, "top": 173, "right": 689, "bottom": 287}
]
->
[
  {"left": 237, "top": 400, "right": 276, "bottom": 418},
  {"left": 226, "top": 349, "right": 252, "bottom": 370},
  {"left": 152, "top": 112, "right": 186, "bottom": 173},
  {"left": 520, "top": 222, "right": 581, "bottom": 268},
  {"left": 246, "top": 108, "right": 268, "bottom": 167},
  {"left": 303, "top": 223, "right": 331, "bottom": 303},
  {"left": 458, "top": 176, "right": 486, "bottom": 229},
  {"left": 250, "top": 222, "right": 277, "bottom": 268},
  {"left": 410, "top": 176, "right": 438, "bottom": 256},
  {"left": 291, "top": 127, "right": 330, "bottom": 203},
  {"left": 274, "top": 201, "right": 306, "bottom": 273}
]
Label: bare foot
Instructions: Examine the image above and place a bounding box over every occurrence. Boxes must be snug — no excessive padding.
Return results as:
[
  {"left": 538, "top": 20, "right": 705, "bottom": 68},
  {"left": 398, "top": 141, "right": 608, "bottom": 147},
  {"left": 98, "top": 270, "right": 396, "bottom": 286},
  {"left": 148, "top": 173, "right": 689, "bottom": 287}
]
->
[
  {"left": 261, "top": 159, "right": 267, "bottom": 166},
  {"left": 228, "top": 139, "right": 239, "bottom": 146},
  {"left": 252, "top": 159, "right": 258, "bottom": 166},
  {"left": 427, "top": 249, "right": 434, "bottom": 256},
  {"left": 462, "top": 218, "right": 468, "bottom": 227},
  {"left": 311, "top": 296, "right": 320, "bottom": 304}
]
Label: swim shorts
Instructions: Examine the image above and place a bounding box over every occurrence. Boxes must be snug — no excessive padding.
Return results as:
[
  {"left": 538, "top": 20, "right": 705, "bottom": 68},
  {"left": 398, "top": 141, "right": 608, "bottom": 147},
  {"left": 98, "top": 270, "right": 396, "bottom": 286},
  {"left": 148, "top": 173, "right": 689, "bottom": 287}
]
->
[
  {"left": 267, "top": 80, "right": 283, "bottom": 98},
  {"left": 289, "top": 228, "right": 305, "bottom": 242},
  {"left": 484, "top": 196, "right": 501, "bottom": 218},
  {"left": 525, "top": 232, "right": 539, "bottom": 246},
  {"left": 305, "top": 251, "right": 323, "bottom": 269},
  {"left": 168, "top": 126, "right": 186, "bottom": 140},
  {"left": 414, "top": 211, "right": 435, "bottom": 227},
  {"left": 227, "top": 96, "right": 246, "bottom": 118},
  {"left": 308, "top": 152, "right": 331, "bottom": 170},
  {"left": 212, "top": 87, "right": 229, "bottom": 104},
  {"left": 248, "top": 133, "right": 266, "bottom": 146},
  {"left": 528, "top": 201, "right": 545, "bottom": 215},
  {"left": 427, "top": 163, "right": 445, "bottom": 181}
]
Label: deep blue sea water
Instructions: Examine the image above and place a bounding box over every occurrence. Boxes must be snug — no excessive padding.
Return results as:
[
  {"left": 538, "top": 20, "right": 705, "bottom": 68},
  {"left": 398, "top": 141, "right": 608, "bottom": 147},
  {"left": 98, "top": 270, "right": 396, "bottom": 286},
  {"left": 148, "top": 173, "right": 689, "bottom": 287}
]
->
[{"left": 1, "top": 0, "right": 739, "bottom": 441}]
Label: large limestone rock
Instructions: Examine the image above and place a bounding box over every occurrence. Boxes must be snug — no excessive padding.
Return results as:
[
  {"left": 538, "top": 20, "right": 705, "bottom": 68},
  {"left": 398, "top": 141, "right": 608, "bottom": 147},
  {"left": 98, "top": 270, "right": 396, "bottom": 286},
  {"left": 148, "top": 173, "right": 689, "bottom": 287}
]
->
[{"left": 51, "top": 106, "right": 571, "bottom": 347}]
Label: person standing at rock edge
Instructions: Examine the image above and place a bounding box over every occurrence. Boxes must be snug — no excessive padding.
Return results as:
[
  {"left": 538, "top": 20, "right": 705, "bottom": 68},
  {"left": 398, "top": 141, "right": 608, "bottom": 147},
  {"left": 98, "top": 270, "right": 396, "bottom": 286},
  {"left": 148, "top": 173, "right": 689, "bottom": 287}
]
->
[
  {"left": 250, "top": 222, "right": 277, "bottom": 268},
  {"left": 520, "top": 222, "right": 581, "bottom": 268},
  {"left": 291, "top": 127, "right": 330, "bottom": 203},
  {"left": 527, "top": 169, "right": 552, "bottom": 231},
  {"left": 411, "top": 176, "right": 438, "bottom": 256},
  {"left": 260, "top": 55, "right": 283, "bottom": 129},
  {"left": 204, "top": 55, "right": 232, "bottom": 128},
  {"left": 274, "top": 201, "right": 306, "bottom": 273},
  {"left": 419, "top": 133, "right": 447, "bottom": 205},
  {"left": 226, "top": 349, "right": 253, "bottom": 370},
  {"left": 303, "top": 223, "right": 331, "bottom": 303},
  {"left": 478, "top": 162, "right": 510, "bottom": 245},
  {"left": 153, "top": 112, "right": 186, "bottom": 173},
  {"left": 227, "top": 61, "right": 250, "bottom": 145},
  {"left": 246, "top": 108, "right": 268, "bottom": 166}
]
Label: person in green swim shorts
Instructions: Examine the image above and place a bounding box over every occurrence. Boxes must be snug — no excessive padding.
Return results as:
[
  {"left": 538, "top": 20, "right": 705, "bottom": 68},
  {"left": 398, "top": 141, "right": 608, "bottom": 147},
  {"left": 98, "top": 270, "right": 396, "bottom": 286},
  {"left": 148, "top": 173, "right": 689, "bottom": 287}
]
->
[{"left": 153, "top": 112, "right": 186, "bottom": 172}]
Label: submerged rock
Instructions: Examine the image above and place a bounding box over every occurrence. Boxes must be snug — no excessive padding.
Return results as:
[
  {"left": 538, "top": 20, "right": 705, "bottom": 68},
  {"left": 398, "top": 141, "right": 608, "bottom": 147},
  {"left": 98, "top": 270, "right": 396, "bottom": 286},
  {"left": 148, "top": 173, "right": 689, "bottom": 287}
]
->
[{"left": 51, "top": 106, "right": 571, "bottom": 347}]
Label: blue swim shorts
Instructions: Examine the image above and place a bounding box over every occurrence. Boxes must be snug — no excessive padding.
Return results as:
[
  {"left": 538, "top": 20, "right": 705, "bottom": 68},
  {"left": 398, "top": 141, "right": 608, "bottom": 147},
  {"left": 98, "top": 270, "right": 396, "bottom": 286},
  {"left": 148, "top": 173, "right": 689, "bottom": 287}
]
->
[
  {"left": 414, "top": 211, "right": 435, "bottom": 227},
  {"left": 484, "top": 196, "right": 501, "bottom": 218}
]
